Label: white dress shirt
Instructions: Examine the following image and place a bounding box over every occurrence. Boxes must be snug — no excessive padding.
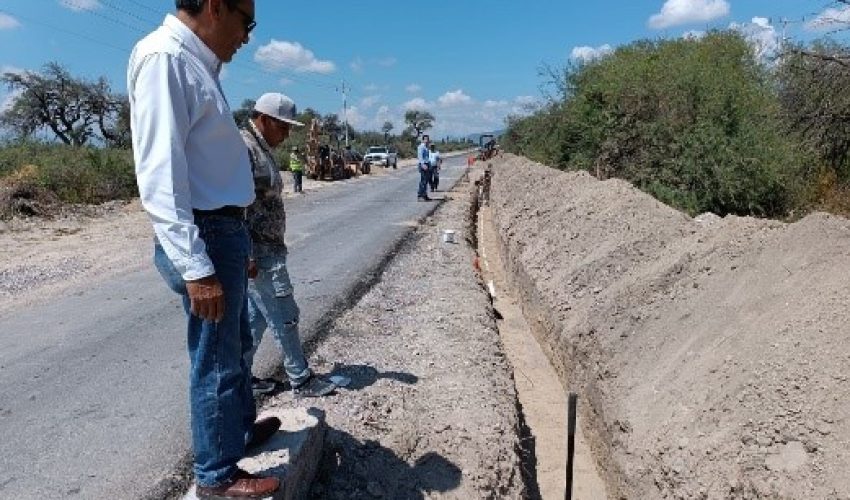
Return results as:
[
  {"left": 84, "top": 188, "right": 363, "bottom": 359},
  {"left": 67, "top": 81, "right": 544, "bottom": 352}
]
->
[{"left": 127, "top": 15, "right": 254, "bottom": 281}]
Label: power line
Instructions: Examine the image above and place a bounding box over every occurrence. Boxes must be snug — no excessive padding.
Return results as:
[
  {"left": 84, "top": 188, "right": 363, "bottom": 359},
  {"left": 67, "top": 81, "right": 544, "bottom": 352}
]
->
[
  {"left": 60, "top": 0, "right": 149, "bottom": 36},
  {"left": 99, "top": 0, "right": 161, "bottom": 28},
  {"left": 122, "top": 0, "right": 164, "bottom": 16},
  {"left": 2, "top": 6, "right": 368, "bottom": 114},
  {"left": 0, "top": 8, "right": 130, "bottom": 54}
]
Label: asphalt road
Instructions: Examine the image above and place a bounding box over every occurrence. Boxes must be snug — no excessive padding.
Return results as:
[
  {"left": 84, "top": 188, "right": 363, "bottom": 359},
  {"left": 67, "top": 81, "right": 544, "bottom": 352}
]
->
[{"left": 0, "top": 156, "right": 467, "bottom": 499}]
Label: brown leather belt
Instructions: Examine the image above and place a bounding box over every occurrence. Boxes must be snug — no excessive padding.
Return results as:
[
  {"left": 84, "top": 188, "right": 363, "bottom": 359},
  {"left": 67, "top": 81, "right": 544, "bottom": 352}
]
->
[{"left": 192, "top": 206, "right": 246, "bottom": 220}]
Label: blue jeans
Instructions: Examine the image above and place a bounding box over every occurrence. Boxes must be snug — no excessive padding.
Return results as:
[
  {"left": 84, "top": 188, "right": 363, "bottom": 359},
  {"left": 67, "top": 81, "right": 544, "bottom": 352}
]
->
[
  {"left": 244, "top": 244, "right": 311, "bottom": 386},
  {"left": 430, "top": 167, "right": 440, "bottom": 190},
  {"left": 292, "top": 170, "right": 303, "bottom": 192},
  {"left": 418, "top": 164, "right": 430, "bottom": 197},
  {"left": 153, "top": 215, "right": 256, "bottom": 488}
]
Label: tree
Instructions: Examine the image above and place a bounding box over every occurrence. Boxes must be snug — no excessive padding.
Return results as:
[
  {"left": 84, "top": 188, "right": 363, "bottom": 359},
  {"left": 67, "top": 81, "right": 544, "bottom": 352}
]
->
[
  {"left": 232, "top": 99, "right": 256, "bottom": 129},
  {"left": 780, "top": 41, "right": 850, "bottom": 177},
  {"left": 0, "top": 62, "right": 128, "bottom": 147},
  {"left": 503, "top": 31, "right": 802, "bottom": 217},
  {"left": 404, "top": 109, "right": 434, "bottom": 138},
  {"left": 299, "top": 107, "right": 320, "bottom": 126},
  {"left": 381, "top": 121, "right": 393, "bottom": 136}
]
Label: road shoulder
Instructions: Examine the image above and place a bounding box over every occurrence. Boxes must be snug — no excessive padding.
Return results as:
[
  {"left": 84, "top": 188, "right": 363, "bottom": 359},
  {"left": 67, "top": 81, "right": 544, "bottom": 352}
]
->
[{"left": 263, "top": 171, "right": 528, "bottom": 498}]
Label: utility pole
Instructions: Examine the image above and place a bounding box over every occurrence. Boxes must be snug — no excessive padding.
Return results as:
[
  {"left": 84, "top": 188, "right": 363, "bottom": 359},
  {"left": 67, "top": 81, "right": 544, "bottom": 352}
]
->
[{"left": 338, "top": 80, "right": 349, "bottom": 147}]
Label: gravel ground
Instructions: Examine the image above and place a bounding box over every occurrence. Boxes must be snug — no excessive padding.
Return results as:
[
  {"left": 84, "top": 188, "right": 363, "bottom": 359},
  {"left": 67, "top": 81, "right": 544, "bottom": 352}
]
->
[{"left": 256, "top": 172, "right": 528, "bottom": 499}]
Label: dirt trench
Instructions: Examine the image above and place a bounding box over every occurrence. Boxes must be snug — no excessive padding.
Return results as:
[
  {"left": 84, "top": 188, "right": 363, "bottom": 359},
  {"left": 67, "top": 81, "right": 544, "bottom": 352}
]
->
[
  {"left": 486, "top": 154, "right": 850, "bottom": 499},
  {"left": 477, "top": 193, "right": 609, "bottom": 499}
]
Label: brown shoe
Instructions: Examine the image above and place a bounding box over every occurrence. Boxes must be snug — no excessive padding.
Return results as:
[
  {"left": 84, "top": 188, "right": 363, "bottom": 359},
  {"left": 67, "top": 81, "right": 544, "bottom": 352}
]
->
[
  {"left": 196, "top": 469, "right": 280, "bottom": 499},
  {"left": 246, "top": 416, "right": 281, "bottom": 449}
]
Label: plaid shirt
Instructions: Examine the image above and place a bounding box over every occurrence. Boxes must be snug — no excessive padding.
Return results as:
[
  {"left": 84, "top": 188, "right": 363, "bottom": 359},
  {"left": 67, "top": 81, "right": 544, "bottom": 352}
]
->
[{"left": 241, "top": 122, "right": 287, "bottom": 250}]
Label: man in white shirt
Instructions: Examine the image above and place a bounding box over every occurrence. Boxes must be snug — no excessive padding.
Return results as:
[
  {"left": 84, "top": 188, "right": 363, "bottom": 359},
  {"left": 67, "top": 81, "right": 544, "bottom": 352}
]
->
[{"left": 127, "top": 1, "right": 280, "bottom": 497}]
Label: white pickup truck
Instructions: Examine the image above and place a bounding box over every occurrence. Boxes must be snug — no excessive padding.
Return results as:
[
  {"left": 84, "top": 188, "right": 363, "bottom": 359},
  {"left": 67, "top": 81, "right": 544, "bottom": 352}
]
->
[{"left": 363, "top": 146, "right": 398, "bottom": 169}]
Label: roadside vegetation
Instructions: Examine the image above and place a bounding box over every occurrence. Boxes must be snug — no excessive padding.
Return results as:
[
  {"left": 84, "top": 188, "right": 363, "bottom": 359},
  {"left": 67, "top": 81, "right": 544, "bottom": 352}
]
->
[
  {"left": 503, "top": 31, "right": 850, "bottom": 219},
  {"left": 0, "top": 63, "right": 471, "bottom": 218}
]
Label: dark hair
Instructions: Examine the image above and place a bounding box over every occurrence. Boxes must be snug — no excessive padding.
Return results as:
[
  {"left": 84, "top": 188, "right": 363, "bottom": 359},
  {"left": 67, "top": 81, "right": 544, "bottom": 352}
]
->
[
  {"left": 422, "top": 134, "right": 429, "bottom": 140},
  {"left": 250, "top": 110, "right": 262, "bottom": 120},
  {"left": 176, "top": 0, "right": 240, "bottom": 15}
]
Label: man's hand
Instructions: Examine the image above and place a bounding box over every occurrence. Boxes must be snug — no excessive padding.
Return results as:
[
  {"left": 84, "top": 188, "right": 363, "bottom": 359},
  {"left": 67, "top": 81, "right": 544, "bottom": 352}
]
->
[{"left": 186, "top": 275, "right": 225, "bottom": 323}]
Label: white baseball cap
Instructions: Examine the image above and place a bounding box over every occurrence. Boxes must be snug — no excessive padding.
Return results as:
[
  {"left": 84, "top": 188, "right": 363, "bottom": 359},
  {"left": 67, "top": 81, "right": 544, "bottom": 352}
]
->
[{"left": 254, "top": 93, "right": 304, "bottom": 126}]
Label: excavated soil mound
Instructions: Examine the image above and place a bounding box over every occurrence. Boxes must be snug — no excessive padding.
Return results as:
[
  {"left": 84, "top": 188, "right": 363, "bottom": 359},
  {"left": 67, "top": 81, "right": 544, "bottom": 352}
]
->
[{"left": 488, "top": 154, "right": 850, "bottom": 499}]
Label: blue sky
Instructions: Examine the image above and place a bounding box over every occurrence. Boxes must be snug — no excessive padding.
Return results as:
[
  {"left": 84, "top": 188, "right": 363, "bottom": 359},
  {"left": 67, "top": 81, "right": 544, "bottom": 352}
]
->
[{"left": 1, "top": 1, "right": 849, "bottom": 138}]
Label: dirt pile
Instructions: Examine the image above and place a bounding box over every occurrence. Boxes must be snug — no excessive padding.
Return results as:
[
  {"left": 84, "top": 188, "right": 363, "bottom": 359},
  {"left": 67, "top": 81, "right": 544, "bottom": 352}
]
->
[{"left": 488, "top": 154, "right": 850, "bottom": 499}]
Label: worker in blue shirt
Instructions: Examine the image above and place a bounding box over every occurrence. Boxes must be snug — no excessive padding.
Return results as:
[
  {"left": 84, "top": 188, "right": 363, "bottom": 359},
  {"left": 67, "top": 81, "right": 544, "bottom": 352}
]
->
[{"left": 417, "top": 134, "right": 431, "bottom": 201}]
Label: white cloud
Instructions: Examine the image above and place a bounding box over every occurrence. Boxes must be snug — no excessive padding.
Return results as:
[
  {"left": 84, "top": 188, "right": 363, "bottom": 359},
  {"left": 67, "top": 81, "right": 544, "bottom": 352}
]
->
[
  {"left": 405, "top": 84, "right": 422, "bottom": 94},
  {"left": 0, "top": 68, "right": 26, "bottom": 112},
  {"left": 682, "top": 30, "right": 706, "bottom": 39},
  {"left": 648, "top": 0, "right": 730, "bottom": 29},
  {"left": 254, "top": 40, "right": 335, "bottom": 74},
  {"left": 0, "top": 13, "right": 21, "bottom": 30},
  {"left": 336, "top": 103, "right": 394, "bottom": 133},
  {"left": 1, "top": 65, "right": 25, "bottom": 76},
  {"left": 437, "top": 89, "right": 472, "bottom": 107},
  {"left": 1, "top": 92, "right": 18, "bottom": 113},
  {"left": 59, "top": 0, "right": 101, "bottom": 11},
  {"left": 279, "top": 77, "right": 293, "bottom": 86},
  {"left": 431, "top": 94, "right": 536, "bottom": 138},
  {"left": 805, "top": 6, "right": 850, "bottom": 32},
  {"left": 376, "top": 57, "right": 397, "bottom": 67},
  {"left": 570, "top": 44, "right": 613, "bottom": 63},
  {"left": 344, "top": 105, "right": 365, "bottom": 129},
  {"left": 403, "top": 98, "right": 429, "bottom": 111},
  {"left": 350, "top": 57, "right": 363, "bottom": 73},
  {"left": 342, "top": 91, "right": 539, "bottom": 138},
  {"left": 359, "top": 95, "right": 381, "bottom": 109},
  {"left": 363, "top": 84, "right": 379, "bottom": 92},
  {"left": 730, "top": 17, "right": 780, "bottom": 60}
]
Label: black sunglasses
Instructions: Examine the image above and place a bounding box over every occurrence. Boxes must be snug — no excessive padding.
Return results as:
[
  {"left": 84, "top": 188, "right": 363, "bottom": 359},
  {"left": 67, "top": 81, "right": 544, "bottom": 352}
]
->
[{"left": 231, "top": 4, "right": 256, "bottom": 34}]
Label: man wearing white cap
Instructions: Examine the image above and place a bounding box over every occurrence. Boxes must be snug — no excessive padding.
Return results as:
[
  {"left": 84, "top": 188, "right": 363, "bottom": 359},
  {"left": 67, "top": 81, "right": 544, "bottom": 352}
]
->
[{"left": 241, "top": 93, "right": 337, "bottom": 398}]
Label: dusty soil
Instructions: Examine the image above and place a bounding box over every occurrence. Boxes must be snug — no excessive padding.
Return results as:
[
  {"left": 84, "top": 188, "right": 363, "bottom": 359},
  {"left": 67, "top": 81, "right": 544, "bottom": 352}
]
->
[
  {"left": 479, "top": 201, "right": 608, "bottom": 500},
  {"left": 259, "top": 173, "right": 529, "bottom": 499},
  {"left": 13, "top": 149, "right": 846, "bottom": 499},
  {"left": 488, "top": 154, "right": 850, "bottom": 499}
]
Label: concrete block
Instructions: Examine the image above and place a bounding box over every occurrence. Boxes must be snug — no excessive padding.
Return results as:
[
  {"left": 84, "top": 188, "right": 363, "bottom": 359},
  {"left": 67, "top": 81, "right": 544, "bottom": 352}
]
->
[{"left": 184, "top": 407, "right": 326, "bottom": 500}]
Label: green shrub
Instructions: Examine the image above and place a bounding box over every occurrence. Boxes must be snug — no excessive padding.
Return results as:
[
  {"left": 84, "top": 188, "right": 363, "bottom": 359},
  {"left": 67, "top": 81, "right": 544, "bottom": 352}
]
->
[
  {"left": 504, "top": 31, "right": 811, "bottom": 218},
  {"left": 0, "top": 141, "right": 137, "bottom": 205}
]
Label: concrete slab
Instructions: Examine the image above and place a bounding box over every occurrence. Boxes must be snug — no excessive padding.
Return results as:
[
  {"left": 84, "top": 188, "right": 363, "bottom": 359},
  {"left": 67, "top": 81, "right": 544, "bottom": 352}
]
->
[{"left": 184, "top": 407, "right": 325, "bottom": 500}]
